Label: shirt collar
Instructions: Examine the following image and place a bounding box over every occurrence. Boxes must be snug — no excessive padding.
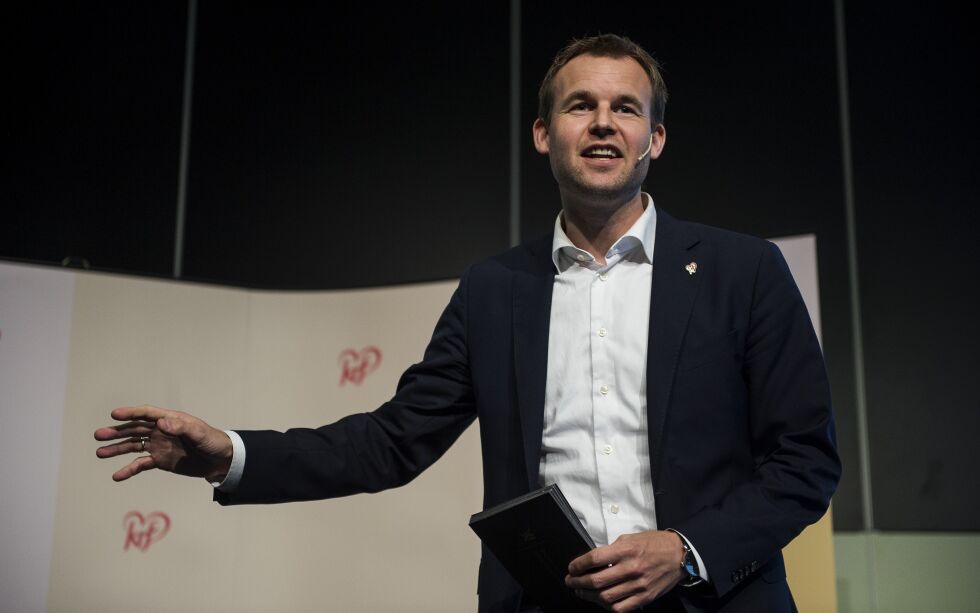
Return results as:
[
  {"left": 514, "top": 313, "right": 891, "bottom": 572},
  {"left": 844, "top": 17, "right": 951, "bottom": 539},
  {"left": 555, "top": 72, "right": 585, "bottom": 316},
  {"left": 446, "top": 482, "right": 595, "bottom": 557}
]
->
[{"left": 551, "top": 193, "right": 658, "bottom": 273}]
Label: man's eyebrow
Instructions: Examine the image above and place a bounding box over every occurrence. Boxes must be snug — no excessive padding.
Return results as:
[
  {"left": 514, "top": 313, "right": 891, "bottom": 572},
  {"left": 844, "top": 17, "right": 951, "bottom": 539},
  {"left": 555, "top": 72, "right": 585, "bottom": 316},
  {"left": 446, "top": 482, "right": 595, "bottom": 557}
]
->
[
  {"left": 559, "top": 89, "right": 596, "bottom": 106},
  {"left": 615, "top": 94, "right": 646, "bottom": 110}
]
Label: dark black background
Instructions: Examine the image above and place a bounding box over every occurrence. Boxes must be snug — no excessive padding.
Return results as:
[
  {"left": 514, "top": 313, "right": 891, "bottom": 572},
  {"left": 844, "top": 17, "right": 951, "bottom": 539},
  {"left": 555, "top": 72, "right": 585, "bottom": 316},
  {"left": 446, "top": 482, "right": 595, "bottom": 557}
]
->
[{"left": 3, "top": 1, "right": 977, "bottom": 532}]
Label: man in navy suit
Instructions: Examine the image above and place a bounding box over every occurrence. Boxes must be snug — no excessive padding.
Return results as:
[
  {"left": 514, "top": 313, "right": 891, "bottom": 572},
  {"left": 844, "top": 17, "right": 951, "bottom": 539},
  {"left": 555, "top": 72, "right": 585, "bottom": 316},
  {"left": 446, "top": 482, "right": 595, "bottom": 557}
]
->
[{"left": 97, "top": 34, "right": 839, "bottom": 612}]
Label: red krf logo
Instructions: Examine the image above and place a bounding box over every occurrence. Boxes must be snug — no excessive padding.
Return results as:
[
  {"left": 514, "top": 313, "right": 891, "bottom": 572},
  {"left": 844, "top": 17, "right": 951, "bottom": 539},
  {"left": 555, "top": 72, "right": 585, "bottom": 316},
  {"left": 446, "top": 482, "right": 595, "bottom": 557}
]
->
[
  {"left": 123, "top": 511, "right": 171, "bottom": 552},
  {"left": 338, "top": 346, "right": 382, "bottom": 385}
]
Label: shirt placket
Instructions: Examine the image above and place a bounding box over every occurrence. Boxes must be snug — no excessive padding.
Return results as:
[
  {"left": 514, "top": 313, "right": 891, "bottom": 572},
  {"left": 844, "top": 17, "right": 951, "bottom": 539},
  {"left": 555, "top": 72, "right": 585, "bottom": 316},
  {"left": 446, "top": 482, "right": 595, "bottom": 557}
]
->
[{"left": 591, "top": 255, "right": 619, "bottom": 545}]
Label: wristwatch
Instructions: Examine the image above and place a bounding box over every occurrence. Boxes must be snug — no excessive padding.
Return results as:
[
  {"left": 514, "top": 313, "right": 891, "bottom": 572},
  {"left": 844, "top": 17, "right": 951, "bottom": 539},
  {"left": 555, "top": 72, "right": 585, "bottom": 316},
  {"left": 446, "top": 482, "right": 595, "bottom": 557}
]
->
[{"left": 666, "top": 529, "right": 704, "bottom": 587}]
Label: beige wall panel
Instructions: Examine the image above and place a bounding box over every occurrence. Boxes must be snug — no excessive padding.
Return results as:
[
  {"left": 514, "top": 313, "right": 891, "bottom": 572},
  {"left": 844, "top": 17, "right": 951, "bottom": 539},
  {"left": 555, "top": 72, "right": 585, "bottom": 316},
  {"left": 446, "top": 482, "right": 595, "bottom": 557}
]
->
[
  {"left": 49, "top": 274, "right": 481, "bottom": 612},
  {"left": 49, "top": 273, "right": 253, "bottom": 612},
  {"left": 783, "top": 510, "right": 837, "bottom": 612},
  {"left": 230, "top": 281, "right": 481, "bottom": 612}
]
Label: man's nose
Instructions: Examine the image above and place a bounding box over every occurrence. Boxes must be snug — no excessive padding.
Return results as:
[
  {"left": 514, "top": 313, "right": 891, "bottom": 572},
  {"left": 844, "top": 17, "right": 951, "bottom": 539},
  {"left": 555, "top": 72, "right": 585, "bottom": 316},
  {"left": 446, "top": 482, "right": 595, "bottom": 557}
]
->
[{"left": 589, "top": 106, "right": 616, "bottom": 138}]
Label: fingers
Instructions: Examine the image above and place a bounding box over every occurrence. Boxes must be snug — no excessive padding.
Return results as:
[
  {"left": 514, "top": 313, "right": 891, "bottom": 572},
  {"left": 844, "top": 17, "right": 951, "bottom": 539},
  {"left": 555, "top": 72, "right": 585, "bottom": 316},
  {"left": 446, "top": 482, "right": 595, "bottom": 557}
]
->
[
  {"left": 572, "top": 577, "right": 662, "bottom": 613},
  {"left": 605, "top": 573, "right": 681, "bottom": 613},
  {"left": 567, "top": 533, "right": 683, "bottom": 612},
  {"left": 572, "top": 589, "right": 604, "bottom": 608},
  {"left": 95, "top": 436, "right": 149, "bottom": 459},
  {"left": 569, "top": 543, "right": 622, "bottom": 576},
  {"left": 595, "top": 580, "right": 645, "bottom": 611},
  {"left": 94, "top": 421, "right": 156, "bottom": 441},
  {"left": 572, "top": 584, "right": 642, "bottom": 613},
  {"left": 607, "top": 592, "right": 647, "bottom": 613},
  {"left": 111, "top": 455, "right": 157, "bottom": 482},
  {"left": 94, "top": 406, "right": 169, "bottom": 443},
  {"left": 566, "top": 561, "right": 626, "bottom": 590},
  {"left": 110, "top": 405, "right": 174, "bottom": 423}
]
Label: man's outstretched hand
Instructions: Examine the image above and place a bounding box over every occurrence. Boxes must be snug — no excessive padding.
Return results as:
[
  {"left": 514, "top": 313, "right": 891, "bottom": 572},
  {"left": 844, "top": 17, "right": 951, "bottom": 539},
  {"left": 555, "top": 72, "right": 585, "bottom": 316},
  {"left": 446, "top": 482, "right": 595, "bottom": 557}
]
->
[
  {"left": 94, "top": 405, "right": 232, "bottom": 483},
  {"left": 565, "top": 530, "right": 686, "bottom": 612}
]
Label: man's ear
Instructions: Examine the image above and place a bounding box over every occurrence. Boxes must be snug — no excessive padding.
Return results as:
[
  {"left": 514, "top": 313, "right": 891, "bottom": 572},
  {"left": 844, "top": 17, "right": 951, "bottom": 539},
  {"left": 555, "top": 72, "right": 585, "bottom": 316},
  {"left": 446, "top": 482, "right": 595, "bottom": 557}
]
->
[
  {"left": 648, "top": 123, "right": 667, "bottom": 160},
  {"left": 532, "top": 118, "right": 550, "bottom": 154}
]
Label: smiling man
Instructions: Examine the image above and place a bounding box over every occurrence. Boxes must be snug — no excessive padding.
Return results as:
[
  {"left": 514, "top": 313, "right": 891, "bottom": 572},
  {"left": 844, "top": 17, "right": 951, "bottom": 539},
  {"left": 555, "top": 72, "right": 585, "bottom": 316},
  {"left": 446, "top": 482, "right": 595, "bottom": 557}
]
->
[
  {"left": 96, "top": 35, "right": 839, "bottom": 613},
  {"left": 533, "top": 51, "right": 665, "bottom": 232}
]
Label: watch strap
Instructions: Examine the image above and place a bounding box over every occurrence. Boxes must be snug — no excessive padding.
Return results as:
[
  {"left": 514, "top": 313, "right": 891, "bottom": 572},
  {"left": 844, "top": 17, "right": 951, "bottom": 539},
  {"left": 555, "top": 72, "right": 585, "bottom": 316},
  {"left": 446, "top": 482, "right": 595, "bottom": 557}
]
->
[{"left": 665, "top": 528, "right": 704, "bottom": 587}]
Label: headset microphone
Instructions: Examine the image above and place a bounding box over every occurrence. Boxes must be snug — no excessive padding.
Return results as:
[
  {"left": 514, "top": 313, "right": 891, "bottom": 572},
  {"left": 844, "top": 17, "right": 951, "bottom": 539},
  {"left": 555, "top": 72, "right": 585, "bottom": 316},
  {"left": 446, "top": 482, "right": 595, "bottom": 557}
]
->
[{"left": 636, "top": 134, "right": 654, "bottom": 162}]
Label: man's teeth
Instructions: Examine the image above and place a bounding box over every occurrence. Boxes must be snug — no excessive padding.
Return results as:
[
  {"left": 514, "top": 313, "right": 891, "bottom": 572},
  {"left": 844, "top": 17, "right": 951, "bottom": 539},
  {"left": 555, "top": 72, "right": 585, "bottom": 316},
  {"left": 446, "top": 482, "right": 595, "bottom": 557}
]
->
[{"left": 586, "top": 148, "right": 618, "bottom": 158}]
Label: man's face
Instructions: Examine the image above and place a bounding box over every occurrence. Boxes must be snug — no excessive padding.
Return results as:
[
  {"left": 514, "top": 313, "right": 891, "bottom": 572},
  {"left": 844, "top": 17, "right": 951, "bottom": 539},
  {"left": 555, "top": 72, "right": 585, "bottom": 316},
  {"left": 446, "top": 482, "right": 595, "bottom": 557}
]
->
[{"left": 533, "top": 54, "right": 665, "bottom": 205}]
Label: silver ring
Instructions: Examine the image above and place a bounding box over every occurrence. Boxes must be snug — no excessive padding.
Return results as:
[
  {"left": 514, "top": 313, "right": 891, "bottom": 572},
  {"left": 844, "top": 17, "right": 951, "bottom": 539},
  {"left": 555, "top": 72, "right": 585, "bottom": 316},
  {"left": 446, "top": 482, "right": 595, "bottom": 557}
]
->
[{"left": 139, "top": 436, "right": 149, "bottom": 452}]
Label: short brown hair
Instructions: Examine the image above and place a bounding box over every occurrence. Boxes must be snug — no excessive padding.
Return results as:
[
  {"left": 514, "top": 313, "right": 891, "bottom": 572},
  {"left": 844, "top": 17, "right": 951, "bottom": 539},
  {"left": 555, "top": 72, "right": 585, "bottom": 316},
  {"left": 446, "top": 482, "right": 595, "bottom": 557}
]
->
[{"left": 538, "top": 34, "right": 667, "bottom": 128}]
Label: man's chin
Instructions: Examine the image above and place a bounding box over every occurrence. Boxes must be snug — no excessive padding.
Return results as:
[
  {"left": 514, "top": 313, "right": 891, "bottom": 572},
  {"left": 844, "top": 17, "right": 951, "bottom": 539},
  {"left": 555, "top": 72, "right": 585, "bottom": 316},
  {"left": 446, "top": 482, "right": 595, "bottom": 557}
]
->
[
  {"left": 566, "top": 179, "right": 643, "bottom": 205},
  {"left": 550, "top": 160, "right": 646, "bottom": 205}
]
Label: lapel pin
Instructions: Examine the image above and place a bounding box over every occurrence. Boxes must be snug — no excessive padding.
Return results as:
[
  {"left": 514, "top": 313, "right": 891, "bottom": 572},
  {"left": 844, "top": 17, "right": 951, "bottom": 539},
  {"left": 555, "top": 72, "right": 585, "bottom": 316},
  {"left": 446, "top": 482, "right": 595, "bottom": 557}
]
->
[{"left": 685, "top": 262, "right": 698, "bottom": 275}]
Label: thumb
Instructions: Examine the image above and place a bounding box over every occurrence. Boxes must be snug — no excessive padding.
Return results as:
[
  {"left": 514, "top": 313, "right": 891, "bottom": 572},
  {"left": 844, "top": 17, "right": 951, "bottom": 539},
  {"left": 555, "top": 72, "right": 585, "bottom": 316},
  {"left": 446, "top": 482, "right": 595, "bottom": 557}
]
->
[
  {"left": 156, "top": 417, "right": 179, "bottom": 435},
  {"left": 157, "top": 417, "right": 204, "bottom": 442}
]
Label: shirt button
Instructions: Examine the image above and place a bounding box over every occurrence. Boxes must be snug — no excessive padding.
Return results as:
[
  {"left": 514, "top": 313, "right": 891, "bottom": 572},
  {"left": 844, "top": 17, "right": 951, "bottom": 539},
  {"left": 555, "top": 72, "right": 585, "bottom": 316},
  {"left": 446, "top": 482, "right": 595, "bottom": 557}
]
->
[
  {"left": 599, "top": 273, "right": 608, "bottom": 281},
  {"left": 601, "top": 444, "right": 613, "bottom": 455},
  {"left": 576, "top": 253, "right": 587, "bottom": 261},
  {"left": 610, "top": 504, "right": 620, "bottom": 514},
  {"left": 599, "top": 385, "right": 609, "bottom": 395},
  {"left": 598, "top": 327, "right": 607, "bottom": 337}
]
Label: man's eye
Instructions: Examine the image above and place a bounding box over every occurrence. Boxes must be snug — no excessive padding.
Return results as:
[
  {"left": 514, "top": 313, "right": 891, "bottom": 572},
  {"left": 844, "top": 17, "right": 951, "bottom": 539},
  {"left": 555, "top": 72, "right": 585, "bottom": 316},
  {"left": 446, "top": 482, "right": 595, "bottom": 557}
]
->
[
  {"left": 616, "top": 106, "right": 637, "bottom": 114},
  {"left": 570, "top": 102, "right": 591, "bottom": 111}
]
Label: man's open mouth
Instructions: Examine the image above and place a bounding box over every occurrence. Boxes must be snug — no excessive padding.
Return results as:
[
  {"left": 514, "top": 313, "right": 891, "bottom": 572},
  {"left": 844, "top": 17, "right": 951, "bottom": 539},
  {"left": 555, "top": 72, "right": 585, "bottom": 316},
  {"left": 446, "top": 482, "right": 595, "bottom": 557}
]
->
[{"left": 581, "top": 145, "right": 623, "bottom": 159}]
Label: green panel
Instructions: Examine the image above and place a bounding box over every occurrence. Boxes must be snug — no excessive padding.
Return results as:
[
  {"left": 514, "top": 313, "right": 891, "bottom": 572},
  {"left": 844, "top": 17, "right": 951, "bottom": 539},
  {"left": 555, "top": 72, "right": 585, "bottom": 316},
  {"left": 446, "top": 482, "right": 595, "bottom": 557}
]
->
[
  {"left": 835, "top": 534, "right": 874, "bottom": 613},
  {"left": 835, "top": 533, "right": 980, "bottom": 613}
]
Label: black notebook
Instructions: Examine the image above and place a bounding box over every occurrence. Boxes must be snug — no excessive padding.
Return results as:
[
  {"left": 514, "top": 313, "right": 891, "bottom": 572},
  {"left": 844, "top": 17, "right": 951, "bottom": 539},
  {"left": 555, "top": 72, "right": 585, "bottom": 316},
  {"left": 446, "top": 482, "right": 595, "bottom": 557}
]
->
[{"left": 469, "top": 484, "right": 602, "bottom": 611}]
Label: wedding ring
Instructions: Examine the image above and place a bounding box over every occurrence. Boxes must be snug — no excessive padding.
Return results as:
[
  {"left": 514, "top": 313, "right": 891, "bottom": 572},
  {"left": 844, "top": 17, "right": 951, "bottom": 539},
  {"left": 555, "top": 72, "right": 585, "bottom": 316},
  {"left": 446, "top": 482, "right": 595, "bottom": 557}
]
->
[{"left": 139, "top": 436, "right": 149, "bottom": 452}]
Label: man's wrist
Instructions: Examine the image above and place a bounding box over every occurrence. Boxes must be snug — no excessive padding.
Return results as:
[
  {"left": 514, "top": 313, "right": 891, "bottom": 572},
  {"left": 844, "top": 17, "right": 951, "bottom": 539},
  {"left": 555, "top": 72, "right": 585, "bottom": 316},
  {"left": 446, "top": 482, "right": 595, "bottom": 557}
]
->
[
  {"left": 210, "top": 430, "right": 246, "bottom": 491},
  {"left": 203, "top": 432, "right": 233, "bottom": 482},
  {"left": 665, "top": 528, "right": 705, "bottom": 587}
]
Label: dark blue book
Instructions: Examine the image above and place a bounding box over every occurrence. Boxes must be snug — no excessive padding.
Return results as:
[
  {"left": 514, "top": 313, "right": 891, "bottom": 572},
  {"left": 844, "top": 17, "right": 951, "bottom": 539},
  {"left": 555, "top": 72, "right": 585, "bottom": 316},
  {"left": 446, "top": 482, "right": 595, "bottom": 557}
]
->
[{"left": 469, "top": 484, "right": 602, "bottom": 612}]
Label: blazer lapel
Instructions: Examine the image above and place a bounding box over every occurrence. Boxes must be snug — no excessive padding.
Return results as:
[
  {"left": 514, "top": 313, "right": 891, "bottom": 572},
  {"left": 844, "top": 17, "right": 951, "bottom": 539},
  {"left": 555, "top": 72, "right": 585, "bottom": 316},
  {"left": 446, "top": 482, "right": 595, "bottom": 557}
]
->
[
  {"left": 647, "top": 209, "right": 703, "bottom": 492},
  {"left": 512, "top": 238, "right": 556, "bottom": 491}
]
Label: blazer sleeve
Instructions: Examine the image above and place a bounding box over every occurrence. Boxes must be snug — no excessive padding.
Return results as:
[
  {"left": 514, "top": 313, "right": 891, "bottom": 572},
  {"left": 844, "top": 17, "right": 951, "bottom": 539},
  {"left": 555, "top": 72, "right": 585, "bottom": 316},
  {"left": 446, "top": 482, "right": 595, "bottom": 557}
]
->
[
  {"left": 215, "top": 270, "right": 477, "bottom": 505},
  {"left": 671, "top": 241, "right": 841, "bottom": 597}
]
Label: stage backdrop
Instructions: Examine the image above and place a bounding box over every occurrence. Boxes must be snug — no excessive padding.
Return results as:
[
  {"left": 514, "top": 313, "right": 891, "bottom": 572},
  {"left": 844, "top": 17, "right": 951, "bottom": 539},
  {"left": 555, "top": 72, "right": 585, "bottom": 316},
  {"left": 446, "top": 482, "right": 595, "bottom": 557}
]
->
[{"left": 0, "top": 235, "right": 834, "bottom": 612}]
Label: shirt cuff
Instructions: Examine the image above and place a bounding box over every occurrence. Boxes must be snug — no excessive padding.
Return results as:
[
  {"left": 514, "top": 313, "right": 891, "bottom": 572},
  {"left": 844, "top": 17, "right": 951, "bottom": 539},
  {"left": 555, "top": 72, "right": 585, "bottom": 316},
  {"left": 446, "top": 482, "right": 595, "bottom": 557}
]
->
[
  {"left": 209, "top": 430, "right": 246, "bottom": 492},
  {"left": 671, "top": 529, "right": 710, "bottom": 583}
]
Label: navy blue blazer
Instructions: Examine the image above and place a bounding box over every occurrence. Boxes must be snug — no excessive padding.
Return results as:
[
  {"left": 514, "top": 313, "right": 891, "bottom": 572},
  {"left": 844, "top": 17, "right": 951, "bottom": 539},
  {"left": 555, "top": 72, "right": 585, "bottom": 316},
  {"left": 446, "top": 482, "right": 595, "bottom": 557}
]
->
[{"left": 217, "top": 208, "right": 840, "bottom": 613}]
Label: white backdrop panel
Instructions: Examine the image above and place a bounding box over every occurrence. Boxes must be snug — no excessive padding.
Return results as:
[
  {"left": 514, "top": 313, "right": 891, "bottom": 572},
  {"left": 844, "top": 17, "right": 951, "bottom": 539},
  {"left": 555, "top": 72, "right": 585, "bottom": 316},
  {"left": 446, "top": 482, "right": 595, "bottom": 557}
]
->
[{"left": 0, "top": 263, "right": 75, "bottom": 613}]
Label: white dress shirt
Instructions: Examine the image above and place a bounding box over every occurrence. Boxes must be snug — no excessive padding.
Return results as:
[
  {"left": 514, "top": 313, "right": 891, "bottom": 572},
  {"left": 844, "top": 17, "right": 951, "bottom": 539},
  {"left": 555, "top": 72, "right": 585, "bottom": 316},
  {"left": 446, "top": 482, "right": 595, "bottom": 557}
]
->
[
  {"left": 540, "top": 196, "right": 657, "bottom": 547},
  {"left": 539, "top": 194, "right": 706, "bottom": 580}
]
